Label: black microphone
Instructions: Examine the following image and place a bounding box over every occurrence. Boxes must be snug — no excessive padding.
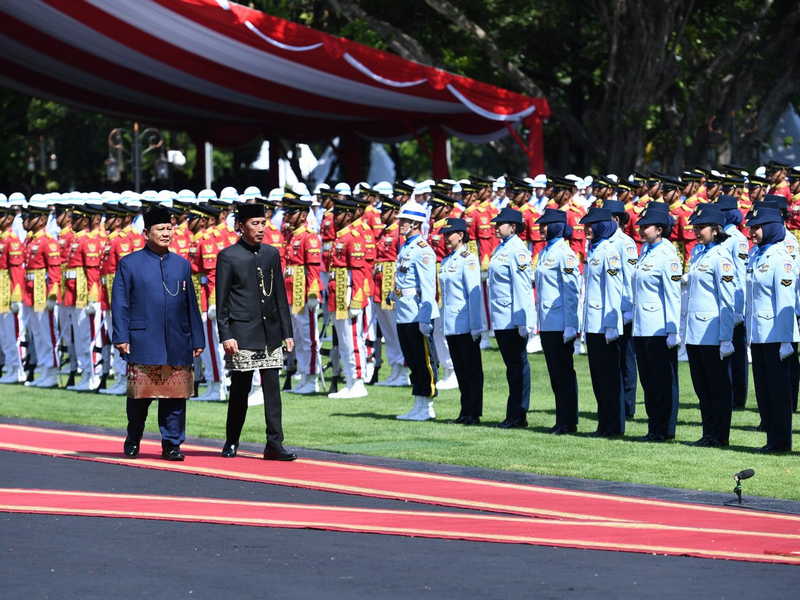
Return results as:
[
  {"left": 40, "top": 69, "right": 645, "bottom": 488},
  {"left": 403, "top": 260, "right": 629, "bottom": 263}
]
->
[{"left": 734, "top": 469, "right": 755, "bottom": 481}]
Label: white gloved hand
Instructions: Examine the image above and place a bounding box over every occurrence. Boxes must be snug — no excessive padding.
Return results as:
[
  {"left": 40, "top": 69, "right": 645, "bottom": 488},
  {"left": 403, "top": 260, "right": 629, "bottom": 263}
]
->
[
  {"left": 305, "top": 296, "right": 319, "bottom": 311},
  {"left": 779, "top": 342, "right": 795, "bottom": 361},
  {"left": 349, "top": 307, "right": 361, "bottom": 319},
  {"left": 666, "top": 333, "right": 680, "bottom": 349},
  {"left": 622, "top": 311, "right": 633, "bottom": 324},
  {"left": 10, "top": 301, "right": 21, "bottom": 314},
  {"left": 45, "top": 298, "right": 56, "bottom": 312},
  {"left": 734, "top": 313, "right": 744, "bottom": 325},
  {"left": 563, "top": 326, "right": 578, "bottom": 343},
  {"left": 681, "top": 274, "right": 689, "bottom": 284},
  {"left": 604, "top": 327, "right": 619, "bottom": 343},
  {"left": 419, "top": 322, "right": 433, "bottom": 336},
  {"left": 480, "top": 270, "right": 489, "bottom": 282},
  {"left": 207, "top": 304, "right": 217, "bottom": 321},
  {"left": 719, "top": 340, "right": 734, "bottom": 359},
  {"left": 470, "top": 329, "right": 482, "bottom": 342},
  {"left": 85, "top": 302, "right": 97, "bottom": 316}
]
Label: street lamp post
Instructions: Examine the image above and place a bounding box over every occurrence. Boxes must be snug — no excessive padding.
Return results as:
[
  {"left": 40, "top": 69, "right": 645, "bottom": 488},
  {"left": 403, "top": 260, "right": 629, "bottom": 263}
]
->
[{"left": 105, "top": 123, "right": 165, "bottom": 192}]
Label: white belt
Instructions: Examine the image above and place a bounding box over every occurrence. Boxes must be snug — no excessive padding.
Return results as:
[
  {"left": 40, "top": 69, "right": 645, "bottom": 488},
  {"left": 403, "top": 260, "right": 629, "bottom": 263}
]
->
[
  {"left": 322, "top": 242, "right": 332, "bottom": 252},
  {"left": 398, "top": 288, "right": 418, "bottom": 297},
  {"left": 25, "top": 273, "right": 36, "bottom": 281},
  {"left": 64, "top": 270, "right": 78, "bottom": 280},
  {"left": 100, "top": 276, "right": 107, "bottom": 284}
]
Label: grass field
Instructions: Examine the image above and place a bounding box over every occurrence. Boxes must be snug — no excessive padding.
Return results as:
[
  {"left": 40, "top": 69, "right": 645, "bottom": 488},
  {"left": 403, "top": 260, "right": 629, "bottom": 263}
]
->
[{"left": 1, "top": 342, "right": 798, "bottom": 501}]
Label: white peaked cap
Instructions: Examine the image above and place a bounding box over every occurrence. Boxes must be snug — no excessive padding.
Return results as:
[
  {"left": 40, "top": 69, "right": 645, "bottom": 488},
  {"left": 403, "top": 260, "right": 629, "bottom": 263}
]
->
[
  {"left": 157, "top": 190, "right": 175, "bottom": 206},
  {"left": 413, "top": 181, "right": 432, "bottom": 195},
  {"left": 532, "top": 174, "right": 548, "bottom": 188},
  {"left": 177, "top": 189, "right": 197, "bottom": 203},
  {"left": 373, "top": 181, "right": 393, "bottom": 197},
  {"left": 755, "top": 166, "right": 767, "bottom": 178},
  {"left": 397, "top": 199, "right": 428, "bottom": 223},
  {"left": 334, "top": 182, "right": 351, "bottom": 196},
  {"left": 140, "top": 190, "right": 159, "bottom": 203},
  {"left": 292, "top": 182, "right": 310, "bottom": 196},
  {"left": 197, "top": 188, "right": 218, "bottom": 202},
  {"left": 241, "top": 186, "right": 263, "bottom": 201},
  {"left": 267, "top": 188, "right": 284, "bottom": 203},
  {"left": 605, "top": 173, "right": 619, "bottom": 183},
  {"left": 219, "top": 186, "right": 238, "bottom": 203},
  {"left": 0, "top": 193, "right": 7, "bottom": 205},
  {"left": 9, "top": 192, "right": 26, "bottom": 205}
]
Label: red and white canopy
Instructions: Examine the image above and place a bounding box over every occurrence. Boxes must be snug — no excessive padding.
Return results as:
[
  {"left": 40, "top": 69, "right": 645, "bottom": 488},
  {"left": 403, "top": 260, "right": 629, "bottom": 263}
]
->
[{"left": 0, "top": 0, "right": 550, "bottom": 150}]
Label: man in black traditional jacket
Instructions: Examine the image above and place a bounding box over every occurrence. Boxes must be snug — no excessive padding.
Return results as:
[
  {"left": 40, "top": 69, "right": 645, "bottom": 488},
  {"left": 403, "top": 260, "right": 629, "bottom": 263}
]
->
[{"left": 216, "top": 203, "right": 295, "bottom": 460}]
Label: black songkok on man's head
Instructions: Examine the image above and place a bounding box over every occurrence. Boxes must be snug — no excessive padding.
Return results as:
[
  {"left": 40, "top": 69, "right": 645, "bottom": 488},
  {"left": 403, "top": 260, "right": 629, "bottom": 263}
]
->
[
  {"left": 143, "top": 206, "right": 172, "bottom": 229},
  {"left": 235, "top": 203, "right": 266, "bottom": 222}
]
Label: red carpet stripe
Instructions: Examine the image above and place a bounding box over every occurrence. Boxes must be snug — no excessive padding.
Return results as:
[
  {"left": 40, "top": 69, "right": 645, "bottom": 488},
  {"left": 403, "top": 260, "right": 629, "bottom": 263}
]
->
[
  {"left": 1, "top": 488, "right": 799, "bottom": 565},
  {"left": 2, "top": 424, "right": 799, "bottom": 537}
]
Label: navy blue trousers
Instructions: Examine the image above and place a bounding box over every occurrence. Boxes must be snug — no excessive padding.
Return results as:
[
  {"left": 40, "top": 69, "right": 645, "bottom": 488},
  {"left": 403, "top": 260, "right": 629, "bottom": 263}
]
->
[
  {"left": 445, "top": 333, "right": 483, "bottom": 418},
  {"left": 687, "top": 345, "right": 733, "bottom": 444},
  {"left": 751, "top": 343, "right": 793, "bottom": 450},
  {"left": 126, "top": 397, "right": 186, "bottom": 448},
  {"left": 495, "top": 328, "right": 530, "bottom": 421},
  {"left": 634, "top": 336, "right": 679, "bottom": 438},
  {"left": 619, "top": 322, "right": 638, "bottom": 418},
  {"left": 730, "top": 323, "right": 749, "bottom": 409},
  {"left": 586, "top": 333, "right": 625, "bottom": 435},
  {"left": 540, "top": 331, "right": 578, "bottom": 428}
]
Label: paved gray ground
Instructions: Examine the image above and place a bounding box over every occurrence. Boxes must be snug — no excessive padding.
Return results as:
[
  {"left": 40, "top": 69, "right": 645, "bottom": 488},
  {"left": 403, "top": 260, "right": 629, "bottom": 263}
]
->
[{"left": 1, "top": 418, "right": 799, "bottom": 599}]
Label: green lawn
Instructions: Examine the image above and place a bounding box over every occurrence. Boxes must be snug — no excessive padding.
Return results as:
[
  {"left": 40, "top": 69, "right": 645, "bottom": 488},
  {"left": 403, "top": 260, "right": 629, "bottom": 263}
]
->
[{"left": 2, "top": 343, "right": 798, "bottom": 501}]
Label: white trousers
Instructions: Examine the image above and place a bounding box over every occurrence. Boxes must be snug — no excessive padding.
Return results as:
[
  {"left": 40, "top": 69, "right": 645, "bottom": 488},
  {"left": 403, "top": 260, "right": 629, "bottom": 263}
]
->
[
  {"left": 60, "top": 304, "right": 101, "bottom": 375},
  {"left": 0, "top": 311, "right": 23, "bottom": 372},
  {"left": 334, "top": 312, "right": 366, "bottom": 384},
  {"left": 373, "top": 304, "right": 404, "bottom": 367},
  {"left": 21, "top": 304, "right": 60, "bottom": 369},
  {"left": 200, "top": 313, "right": 224, "bottom": 384},
  {"left": 291, "top": 307, "right": 322, "bottom": 377}
]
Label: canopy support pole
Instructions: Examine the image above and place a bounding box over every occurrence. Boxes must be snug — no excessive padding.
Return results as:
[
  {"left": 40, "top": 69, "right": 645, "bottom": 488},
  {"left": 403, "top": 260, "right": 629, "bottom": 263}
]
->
[
  {"left": 430, "top": 126, "right": 450, "bottom": 180},
  {"left": 204, "top": 142, "right": 214, "bottom": 189}
]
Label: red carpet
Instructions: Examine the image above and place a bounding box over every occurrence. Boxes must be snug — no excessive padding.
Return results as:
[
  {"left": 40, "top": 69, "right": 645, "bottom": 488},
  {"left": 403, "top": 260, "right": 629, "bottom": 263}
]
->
[
  {"left": 2, "top": 423, "right": 800, "bottom": 564},
  {"left": 2, "top": 488, "right": 799, "bottom": 564}
]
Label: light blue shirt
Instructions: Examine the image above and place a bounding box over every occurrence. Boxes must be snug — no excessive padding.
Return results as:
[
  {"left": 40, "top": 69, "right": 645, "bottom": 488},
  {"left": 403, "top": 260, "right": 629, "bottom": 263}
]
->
[
  {"left": 394, "top": 233, "right": 440, "bottom": 325},
  {"left": 632, "top": 240, "right": 682, "bottom": 337},
  {"left": 721, "top": 224, "right": 749, "bottom": 320},
  {"left": 534, "top": 237, "right": 579, "bottom": 332},
  {"left": 439, "top": 246, "right": 482, "bottom": 336},
  {"left": 582, "top": 238, "right": 623, "bottom": 335},
  {"left": 685, "top": 243, "right": 736, "bottom": 345},
  {"left": 487, "top": 234, "right": 534, "bottom": 330},
  {"left": 611, "top": 228, "right": 638, "bottom": 321},
  {"left": 745, "top": 242, "right": 800, "bottom": 344}
]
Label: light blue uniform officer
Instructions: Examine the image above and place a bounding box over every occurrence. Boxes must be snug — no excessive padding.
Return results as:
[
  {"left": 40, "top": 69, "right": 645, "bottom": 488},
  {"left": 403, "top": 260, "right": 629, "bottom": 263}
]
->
[
  {"left": 631, "top": 202, "right": 681, "bottom": 441},
  {"left": 488, "top": 207, "right": 534, "bottom": 428},
  {"left": 580, "top": 206, "right": 625, "bottom": 436},
  {"left": 715, "top": 194, "right": 750, "bottom": 409},
  {"left": 745, "top": 206, "right": 799, "bottom": 452},
  {"left": 439, "top": 218, "right": 484, "bottom": 423},
  {"left": 393, "top": 199, "right": 440, "bottom": 421},
  {"left": 534, "top": 208, "right": 580, "bottom": 433},
  {"left": 684, "top": 205, "right": 736, "bottom": 447}
]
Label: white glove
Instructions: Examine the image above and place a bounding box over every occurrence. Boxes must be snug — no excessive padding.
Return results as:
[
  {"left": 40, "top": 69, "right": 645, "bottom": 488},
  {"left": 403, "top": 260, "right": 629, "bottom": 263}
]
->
[
  {"left": 719, "top": 340, "right": 734, "bottom": 359},
  {"left": 779, "top": 342, "right": 795, "bottom": 361},
  {"left": 681, "top": 274, "right": 689, "bottom": 284},
  {"left": 9, "top": 301, "right": 21, "bottom": 314},
  {"left": 666, "top": 333, "right": 680, "bottom": 349},
  {"left": 349, "top": 307, "right": 361, "bottom": 319},
  {"left": 419, "top": 322, "right": 433, "bottom": 336},
  {"left": 480, "top": 270, "right": 489, "bottom": 282},
  {"left": 622, "top": 311, "right": 633, "bottom": 324},
  {"left": 85, "top": 302, "right": 97, "bottom": 316},
  {"left": 734, "top": 313, "right": 744, "bottom": 325},
  {"left": 207, "top": 305, "right": 217, "bottom": 321},
  {"left": 604, "top": 327, "right": 619, "bottom": 343},
  {"left": 563, "top": 326, "right": 578, "bottom": 343},
  {"left": 45, "top": 298, "right": 56, "bottom": 312},
  {"left": 518, "top": 325, "right": 530, "bottom": 338},
  {"left": 470, "top": 329, "right": 482, "bottom": 342},
  {"left": 305, "top": 296, "right": 319, "bottom": 311}
]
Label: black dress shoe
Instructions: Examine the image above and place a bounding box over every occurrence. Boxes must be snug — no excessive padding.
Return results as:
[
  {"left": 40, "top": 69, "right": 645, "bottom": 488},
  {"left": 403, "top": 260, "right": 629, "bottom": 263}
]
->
[
  {"left": 221, "top": 441, "right": 238, "bottom": 458},
  {"left": 161, "top": 446, "right": 185, "bottom": 461},
  {"left": 642, "top": 433, "right": 666, "bottom": 442},
  {"left": 497, "top": 418, "right": 527, "bottom": 429},
  {"left": 462, "top": 416, "right": 480, "bottom": 426},
  {"left": 264, "top": 446, "right": 297, "bottom": 461},
  {"left": 123, "top": 440, "right": 139, "bottom": 458},
  {"left": 552, "top": 425, "right": 577, "bottom": 435},
  {"left": 547, "top": 424, "right": 561, "bottom": 433},
  {"left": 453, "top": 415, "right": 467, "bottom": 424},
  {"left": 759, "top": 444, "right": 790, "bottom": 454},
  {"left": 690, "top": 437, "right": 714, "bottom": 447}
]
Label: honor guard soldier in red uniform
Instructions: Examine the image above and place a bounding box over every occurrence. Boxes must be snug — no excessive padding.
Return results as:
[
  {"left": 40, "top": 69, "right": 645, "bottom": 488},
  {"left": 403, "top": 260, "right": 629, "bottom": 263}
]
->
[
  {"left": 282, "top": 194, "right": 323, "bottom": 394},
  {"left": 0, "top": 204, "right": 26, "bottom": 383},
  {"left": 22, "top": 202, "right": 62, "bottom": 388}
]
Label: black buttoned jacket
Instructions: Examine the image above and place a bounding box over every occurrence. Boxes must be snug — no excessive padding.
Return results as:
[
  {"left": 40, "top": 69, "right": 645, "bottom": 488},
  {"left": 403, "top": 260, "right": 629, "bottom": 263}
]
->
[{"left": 216, "top": 239, "right": 292, "bottom": 352}]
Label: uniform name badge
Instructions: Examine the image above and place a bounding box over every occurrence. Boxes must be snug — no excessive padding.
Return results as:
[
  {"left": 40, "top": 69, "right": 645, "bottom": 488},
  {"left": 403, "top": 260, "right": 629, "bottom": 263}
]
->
[{"left": 380, "top": 261, "right": 396, "bottom": 310}]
